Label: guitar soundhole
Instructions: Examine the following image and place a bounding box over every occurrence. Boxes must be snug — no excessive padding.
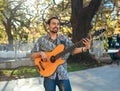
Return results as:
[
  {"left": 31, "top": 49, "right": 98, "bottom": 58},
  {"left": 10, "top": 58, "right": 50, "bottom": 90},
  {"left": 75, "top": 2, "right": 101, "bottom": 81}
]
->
[
  {"left": 41, "top": 59, "right": 43, "bottom": 62},
  {"left": 50, "top": 56, "right": 56, "bottom": 63}
]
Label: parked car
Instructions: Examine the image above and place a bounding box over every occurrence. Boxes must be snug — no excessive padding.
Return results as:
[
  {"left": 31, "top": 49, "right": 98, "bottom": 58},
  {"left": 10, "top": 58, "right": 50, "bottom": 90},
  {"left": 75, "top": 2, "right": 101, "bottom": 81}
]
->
[{"left": 108, "top": 34, "right": 120, "bottom": 49}]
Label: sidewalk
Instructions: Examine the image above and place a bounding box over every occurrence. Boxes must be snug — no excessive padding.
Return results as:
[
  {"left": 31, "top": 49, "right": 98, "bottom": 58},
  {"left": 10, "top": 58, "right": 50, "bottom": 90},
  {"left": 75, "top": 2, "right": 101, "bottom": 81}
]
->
[
  {"left": 0, "top": 64, "right": 120, "bottom": 91},
  {"left": 70, "top": 64, "right": 120, "bottom": 91}
]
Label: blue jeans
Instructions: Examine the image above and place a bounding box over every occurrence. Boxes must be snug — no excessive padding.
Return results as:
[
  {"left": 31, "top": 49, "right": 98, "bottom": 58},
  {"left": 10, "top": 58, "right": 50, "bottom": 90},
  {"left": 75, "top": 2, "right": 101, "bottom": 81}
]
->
[{"left": 44, "top": 77, "right": 72, "bottom": 91}]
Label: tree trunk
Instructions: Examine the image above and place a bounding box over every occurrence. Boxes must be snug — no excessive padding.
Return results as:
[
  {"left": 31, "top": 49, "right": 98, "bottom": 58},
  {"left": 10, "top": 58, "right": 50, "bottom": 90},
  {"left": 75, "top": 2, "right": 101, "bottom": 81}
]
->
[
  {"left": 3, "top": 19, "right": 13, "bottom": 45},
  {"left": 69, "top": 0, "right": 102, "bottom": 63}
]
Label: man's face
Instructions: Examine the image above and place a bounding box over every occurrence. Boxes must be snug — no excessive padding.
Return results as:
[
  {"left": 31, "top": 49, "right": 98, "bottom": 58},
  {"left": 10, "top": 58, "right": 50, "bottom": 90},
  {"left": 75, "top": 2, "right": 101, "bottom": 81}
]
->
[{"left": 48, "top": 19, "right": 60, "bottom": 33}]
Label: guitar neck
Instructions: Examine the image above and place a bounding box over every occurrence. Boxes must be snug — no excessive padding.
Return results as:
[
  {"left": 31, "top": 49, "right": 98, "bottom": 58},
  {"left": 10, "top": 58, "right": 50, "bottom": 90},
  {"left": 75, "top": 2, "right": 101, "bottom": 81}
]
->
[
  {"left": 55, "top": 40, "right": 83, "bottom": 59},
  {"left": 55, "top": 29, "right": 106, "bottom": 60}
]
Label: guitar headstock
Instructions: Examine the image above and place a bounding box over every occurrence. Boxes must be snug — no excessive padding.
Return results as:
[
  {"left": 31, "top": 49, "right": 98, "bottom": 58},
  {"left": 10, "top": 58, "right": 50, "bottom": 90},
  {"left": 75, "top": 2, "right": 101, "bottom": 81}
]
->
[
  {"left": 75, "top": 29, "right": 106, "bottom": 47},
  {"left": 87, "top": 29, "right": 106, "bottom": 39},
  {"left": 92, "top": 29, "right": 106, "bottom": 37}
]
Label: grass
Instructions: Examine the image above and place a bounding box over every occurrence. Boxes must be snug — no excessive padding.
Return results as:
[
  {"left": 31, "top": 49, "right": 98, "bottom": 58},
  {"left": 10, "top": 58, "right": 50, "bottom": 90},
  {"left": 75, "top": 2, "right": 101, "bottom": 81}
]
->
[
  {"left": 0, "top": 63, "right": 102, "bottom": 81},
  {"left": 68, "top": 63, "right": 87, "bottom": 72}
]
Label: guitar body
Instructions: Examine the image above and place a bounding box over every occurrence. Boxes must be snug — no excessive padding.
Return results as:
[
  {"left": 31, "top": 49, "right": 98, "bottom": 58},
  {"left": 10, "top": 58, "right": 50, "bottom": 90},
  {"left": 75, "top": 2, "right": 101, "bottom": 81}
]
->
[{"left": 35, "top": 44, "right": 65, "bottom": 77}]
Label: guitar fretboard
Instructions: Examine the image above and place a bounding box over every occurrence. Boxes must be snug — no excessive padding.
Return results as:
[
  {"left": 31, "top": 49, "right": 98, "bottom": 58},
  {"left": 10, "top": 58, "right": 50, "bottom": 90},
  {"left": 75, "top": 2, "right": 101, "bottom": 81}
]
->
[
  {"left": 55, "top": 40, "right": 83, "bottom": 60},
  {"left": 55, "top": 29, "right": 106, "bottom": 60}
]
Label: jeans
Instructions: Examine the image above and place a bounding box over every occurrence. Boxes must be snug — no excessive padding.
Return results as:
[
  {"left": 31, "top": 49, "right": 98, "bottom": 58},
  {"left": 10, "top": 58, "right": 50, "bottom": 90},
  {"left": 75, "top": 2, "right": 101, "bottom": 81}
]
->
[{"left": 44, "top": 77, "right": 72, "bottom": 91}]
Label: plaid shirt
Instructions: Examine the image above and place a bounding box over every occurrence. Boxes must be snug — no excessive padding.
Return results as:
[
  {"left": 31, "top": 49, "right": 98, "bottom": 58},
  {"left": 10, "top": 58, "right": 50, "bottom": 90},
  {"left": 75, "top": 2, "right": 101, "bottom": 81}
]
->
[{"left": 32, "top": 34, "right": 74, "bottom": 80}]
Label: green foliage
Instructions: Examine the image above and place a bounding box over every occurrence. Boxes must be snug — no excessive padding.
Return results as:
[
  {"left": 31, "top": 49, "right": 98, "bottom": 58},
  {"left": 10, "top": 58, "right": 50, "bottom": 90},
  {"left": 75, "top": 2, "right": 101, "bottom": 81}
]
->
[
  {"left": 0, "top": 23, "right": 7, "bottom": 44},
  {"left": 1, "top": 67, "right": 41, "bottom": 78},
  {"left": 0, "top": 0, "right": 5, "bottom": 11},
  {"left": 0, "top": 63, "right": 93, "bottom": 80},
  {"left": 0, "top": 0, "right": 6, "bottom": 21},
  {"left": 68, "top": 63, "right": 87, "bottom": 72},
  {"left": 0, "top": 0, "right": 119, "bottom": 44},
  {"left": 13, "top": 67, "right": 40, "bottom": 78},
  {"left": 91, "top": 0, "right": 120, "bottom": 51},
  {"left": 103, "top": 37, "right": 109, "bottom": 52},
  {"left": 0, "top": 62, "right": 106, "bottom": 81}
]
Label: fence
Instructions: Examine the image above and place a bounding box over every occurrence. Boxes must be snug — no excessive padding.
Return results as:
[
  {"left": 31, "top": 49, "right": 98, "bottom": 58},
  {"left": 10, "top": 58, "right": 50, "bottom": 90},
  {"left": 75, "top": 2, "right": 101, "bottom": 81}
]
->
[
  {"left": 0, "top": 40, "right": 108, "bottom": 69},
  {"left": 0, "top": 42, "right": 35, "bottom": 70}
]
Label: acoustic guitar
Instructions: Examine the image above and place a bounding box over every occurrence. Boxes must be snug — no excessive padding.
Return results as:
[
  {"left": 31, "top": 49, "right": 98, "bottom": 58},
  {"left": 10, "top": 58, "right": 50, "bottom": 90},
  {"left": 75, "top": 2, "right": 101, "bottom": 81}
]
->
[{"left": 35, "top": 29, "right": 106, "bottom": 77}]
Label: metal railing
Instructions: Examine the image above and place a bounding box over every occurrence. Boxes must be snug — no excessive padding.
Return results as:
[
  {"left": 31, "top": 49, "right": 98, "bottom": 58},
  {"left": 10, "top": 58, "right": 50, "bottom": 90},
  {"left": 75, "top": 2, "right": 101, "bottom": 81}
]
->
[{"left": 0, "top": 42, "right": 35, "bottom": 69}]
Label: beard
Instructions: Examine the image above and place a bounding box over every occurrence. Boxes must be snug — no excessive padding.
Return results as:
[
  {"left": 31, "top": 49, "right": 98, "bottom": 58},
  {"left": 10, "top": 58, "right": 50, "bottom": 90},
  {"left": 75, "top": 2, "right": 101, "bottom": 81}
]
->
[{"left": 50, "top": 27, "right": 58, "bottom": 33}]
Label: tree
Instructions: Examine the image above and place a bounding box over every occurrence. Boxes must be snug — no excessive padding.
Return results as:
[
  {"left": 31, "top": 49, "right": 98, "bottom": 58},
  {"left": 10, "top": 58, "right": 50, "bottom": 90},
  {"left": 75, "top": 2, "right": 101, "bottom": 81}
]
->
[
  {"left": 1, "top": 0, "right": 30, "bottom": 44},
  {"left": 69, "top": 0, "right": 102, "bottom": 64},
  {"left": 0, "top": 0, "right": 5, "bottom": 21}
]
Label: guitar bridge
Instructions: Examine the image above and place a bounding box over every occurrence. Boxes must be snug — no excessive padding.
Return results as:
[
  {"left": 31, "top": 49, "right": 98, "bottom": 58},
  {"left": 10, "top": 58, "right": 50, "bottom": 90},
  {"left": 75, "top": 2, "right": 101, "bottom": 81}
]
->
[{"left": 39, "top": 61, "right": 45, "bottom": 70}]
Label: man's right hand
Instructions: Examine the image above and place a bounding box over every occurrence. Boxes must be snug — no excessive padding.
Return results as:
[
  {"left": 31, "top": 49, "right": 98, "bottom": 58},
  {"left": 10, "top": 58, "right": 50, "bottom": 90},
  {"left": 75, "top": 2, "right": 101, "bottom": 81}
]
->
[
  {"left": 31, "top": 51, "right": 48, "bottom": 61},
  {"left": 39, "top": 52, "right": 48, "bottom": 62}
]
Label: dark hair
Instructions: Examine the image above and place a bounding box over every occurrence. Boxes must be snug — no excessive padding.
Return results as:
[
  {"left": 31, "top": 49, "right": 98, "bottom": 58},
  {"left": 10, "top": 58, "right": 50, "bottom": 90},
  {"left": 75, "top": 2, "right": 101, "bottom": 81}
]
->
[{"left": 47, "top": 17, "right": 60, "bottom": 25}]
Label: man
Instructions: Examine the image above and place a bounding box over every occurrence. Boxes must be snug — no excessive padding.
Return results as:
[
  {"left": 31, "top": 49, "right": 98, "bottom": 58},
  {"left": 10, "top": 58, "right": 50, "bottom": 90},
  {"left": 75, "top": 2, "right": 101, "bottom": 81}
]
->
[{"left": 31, "top": 16, "right": 91, "bottom": 91}]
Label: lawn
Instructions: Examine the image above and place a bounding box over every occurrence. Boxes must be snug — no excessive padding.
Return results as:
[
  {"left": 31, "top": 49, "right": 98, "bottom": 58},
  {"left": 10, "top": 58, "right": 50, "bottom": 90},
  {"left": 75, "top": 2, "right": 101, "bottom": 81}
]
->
[{"left": 0, "top": 63, "right": 103, "bottom": 81}]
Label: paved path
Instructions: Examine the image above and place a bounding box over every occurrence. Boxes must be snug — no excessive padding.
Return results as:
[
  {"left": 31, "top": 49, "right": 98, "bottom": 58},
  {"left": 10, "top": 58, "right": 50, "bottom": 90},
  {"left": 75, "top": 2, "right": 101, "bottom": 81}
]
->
[
  {"left": 70, "top": 64, "right": 120, "bottom": 91},
  {"left": 0, "top": 64, "right": 120, "bottom": 91}
]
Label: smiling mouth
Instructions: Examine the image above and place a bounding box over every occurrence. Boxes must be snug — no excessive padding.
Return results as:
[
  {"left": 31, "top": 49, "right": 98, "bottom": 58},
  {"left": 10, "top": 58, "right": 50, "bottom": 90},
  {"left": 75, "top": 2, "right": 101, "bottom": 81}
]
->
[{"left": 53, "top": 27, "right": 58, "bottom": 30}]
